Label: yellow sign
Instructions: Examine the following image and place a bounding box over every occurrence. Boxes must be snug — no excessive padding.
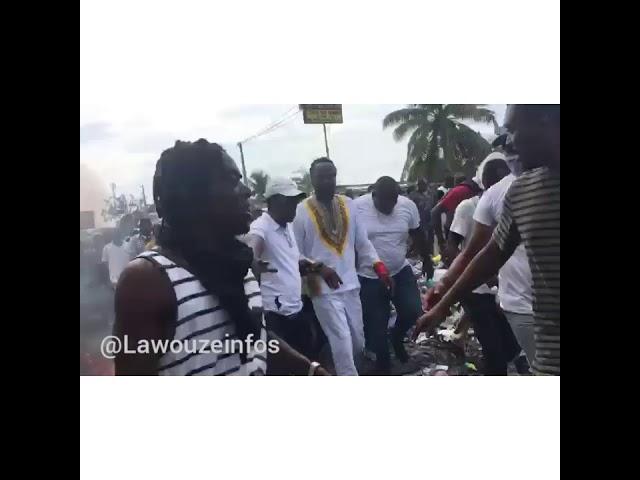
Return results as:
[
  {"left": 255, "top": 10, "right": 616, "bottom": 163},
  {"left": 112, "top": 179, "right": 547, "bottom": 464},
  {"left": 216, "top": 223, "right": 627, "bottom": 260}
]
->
[{"left": 300, "top": 104, "right": 343, "bottom": 124}]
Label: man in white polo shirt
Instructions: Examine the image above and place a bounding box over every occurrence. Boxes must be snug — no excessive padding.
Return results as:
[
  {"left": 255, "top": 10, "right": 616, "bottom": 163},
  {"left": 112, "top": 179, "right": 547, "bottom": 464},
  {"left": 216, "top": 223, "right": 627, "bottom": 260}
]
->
[
  {"left": 354, "top": 176, "right": 432, "bottom": 374},
  {"left": 245, "top": 177, "right": 318, "bottom": 358}
]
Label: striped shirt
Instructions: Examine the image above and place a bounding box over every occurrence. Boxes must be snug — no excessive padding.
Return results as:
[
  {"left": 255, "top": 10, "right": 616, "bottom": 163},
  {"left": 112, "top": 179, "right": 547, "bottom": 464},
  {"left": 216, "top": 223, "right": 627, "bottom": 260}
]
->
[
  {"left": 493, "top": 167, "right": 560, "bottom": 375},
  {"left": 137, "top": 251, "right": 267, "bottom": 376}
]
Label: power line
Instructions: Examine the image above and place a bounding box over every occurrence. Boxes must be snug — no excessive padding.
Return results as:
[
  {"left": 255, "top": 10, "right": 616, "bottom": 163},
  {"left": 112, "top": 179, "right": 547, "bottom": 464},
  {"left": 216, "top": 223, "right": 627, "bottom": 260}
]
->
[{"left": 239, "top": 106, "right": 300, "bottom": 144}]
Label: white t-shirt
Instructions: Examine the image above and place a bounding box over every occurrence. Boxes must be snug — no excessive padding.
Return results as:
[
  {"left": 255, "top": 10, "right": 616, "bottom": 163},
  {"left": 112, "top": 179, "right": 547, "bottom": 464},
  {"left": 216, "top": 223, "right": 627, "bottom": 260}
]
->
[
  {"left": 449, "top": 197, "right": 494, "bottom": 295},
  {"left": 102, "top": 242, "right": 131, "bottom": 286},
  {"left": 293, "top": 195, "right": 380, "bottom": 296},
  {"left": 473, "top": 174, "right": 533, "bottom": 314},
  {"left": 354, "top": 194, "right": 420, "bottom": 279},
  {"left": 249, "top": 212, "right": 303, "bottom": 316}
]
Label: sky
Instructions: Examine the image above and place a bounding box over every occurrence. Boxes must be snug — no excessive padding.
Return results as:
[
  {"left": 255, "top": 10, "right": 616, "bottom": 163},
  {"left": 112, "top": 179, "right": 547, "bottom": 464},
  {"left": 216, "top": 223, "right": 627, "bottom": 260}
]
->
[
  {"left": 80, "top": 0, "right": 538, "bottom": 204},
  {"left": 80, "top": 103, "right": 506, "bottom": 201}
]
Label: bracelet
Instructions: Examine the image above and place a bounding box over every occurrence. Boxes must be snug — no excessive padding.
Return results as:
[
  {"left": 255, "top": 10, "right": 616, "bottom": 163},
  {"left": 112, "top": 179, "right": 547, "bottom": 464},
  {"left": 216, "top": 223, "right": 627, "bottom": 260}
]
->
[{"left": 308, "top": 361, "right": 321, "bottom": 376}]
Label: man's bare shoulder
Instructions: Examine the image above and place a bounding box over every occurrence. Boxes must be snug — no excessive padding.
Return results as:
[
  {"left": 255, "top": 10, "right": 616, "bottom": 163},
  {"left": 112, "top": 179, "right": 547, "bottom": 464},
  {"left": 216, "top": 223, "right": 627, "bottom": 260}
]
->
[{"left": 116, "top": 257, "right": 175, "bottom": 307}]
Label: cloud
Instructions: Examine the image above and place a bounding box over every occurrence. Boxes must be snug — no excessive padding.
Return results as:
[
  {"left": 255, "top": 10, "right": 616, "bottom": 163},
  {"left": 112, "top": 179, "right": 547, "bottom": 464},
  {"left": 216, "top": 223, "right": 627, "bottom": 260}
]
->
[{"left": 80, "top": 122, "right": 114, "bottom": 144}]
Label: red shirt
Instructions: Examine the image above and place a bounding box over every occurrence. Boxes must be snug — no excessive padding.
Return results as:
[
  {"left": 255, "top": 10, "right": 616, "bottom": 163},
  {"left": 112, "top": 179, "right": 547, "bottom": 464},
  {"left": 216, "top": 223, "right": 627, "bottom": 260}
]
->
[{"left": 438, "top": 184, "right": 478, "bottom": 213}]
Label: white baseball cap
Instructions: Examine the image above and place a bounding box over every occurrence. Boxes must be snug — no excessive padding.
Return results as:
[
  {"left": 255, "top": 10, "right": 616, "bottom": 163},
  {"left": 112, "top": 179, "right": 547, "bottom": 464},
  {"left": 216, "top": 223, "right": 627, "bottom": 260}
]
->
[
  {"left": 265, "top": 177, "right": 305, "bottom": 199},
  {"left": 474, "top": 151, "right": 507, "bottom": 189}
]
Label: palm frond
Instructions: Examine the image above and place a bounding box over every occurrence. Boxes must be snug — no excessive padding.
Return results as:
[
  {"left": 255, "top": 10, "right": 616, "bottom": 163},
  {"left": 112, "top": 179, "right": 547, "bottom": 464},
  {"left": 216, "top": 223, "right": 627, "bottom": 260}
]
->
[
  {"left": 455, "top": 123, "right": 491, "bottom": 169},
  {"left": 423, "top": 138, "right": 441, "bottom": 180},
  {"left": 382, "top": 106, "right": 435, "bottom": 130},
  {"left": 402, "top": 128, "right": 425, "bottom": 181},
  {"left": 392, "top": 118, "right": 424, "bottom": 142},
  {"left": 249, "top": 170, "right": 270, "bottom": 197},
  {"left": 445, "top": 104, "right": 495, "bottom": 124},
  {"left": 402, "top": 127, "right": 432, "bottom": 181},
  {"left": 441, "top": 121, "right": 462, "bottom": 174}
]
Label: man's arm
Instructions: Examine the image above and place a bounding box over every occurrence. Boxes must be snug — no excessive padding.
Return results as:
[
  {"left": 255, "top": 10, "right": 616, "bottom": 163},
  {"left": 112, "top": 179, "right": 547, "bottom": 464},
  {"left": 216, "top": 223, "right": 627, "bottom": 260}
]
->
[
  {"left": 353, "top": 204, "right": 380, "bottom": 267},
  {"left": 414, "top": 193, "right": 522, "bottom": 337},
  {"left": 267, "top": 331, "right": 330, "bottom": 376},
  {"left": 114, "top": 260, "right": 176, "bottom": 375},
  {"left": 244, "top": 233, "right": 277, "bottom": 281},
  {"left": 444, "top": 231, "right": 463, "bottom": 267},
  {"left": 292, "top": 204, "right": 307, "bottom": 257},
  {"left": 413, "top": 238, "right": 511, "bottom": 338},
  {"left": 438, "top": 222, "right": 493, "bottom": 290}
]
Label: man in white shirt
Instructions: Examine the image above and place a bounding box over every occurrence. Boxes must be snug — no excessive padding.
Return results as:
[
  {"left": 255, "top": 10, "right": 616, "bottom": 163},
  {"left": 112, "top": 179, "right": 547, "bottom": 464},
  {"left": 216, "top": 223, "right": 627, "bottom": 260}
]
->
[
  {"left": 245, "top": 177, "right": 316, "bottom": 358},
  {"left": 293, "top": 158, "right": 392, "bottom": 376},
  {"left": 445, "top": 155, "right": 521, "bottom": 375},
  {"left": 354, "top": 176, "right": 432, "bottom": 373},
  {"left": 101, "top": 228, "right": 131, "bottom": 289}
]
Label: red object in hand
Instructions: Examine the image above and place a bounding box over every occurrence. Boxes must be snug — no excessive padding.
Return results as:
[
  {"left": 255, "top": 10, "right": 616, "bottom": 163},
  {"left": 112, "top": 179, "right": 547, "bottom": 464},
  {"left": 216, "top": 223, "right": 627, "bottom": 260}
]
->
[
  {"left": 373, "top": 261, "right": 389, "bottom": 278},
  {"left": 373, "top": 262, "right": 392, "bottom": 290}
]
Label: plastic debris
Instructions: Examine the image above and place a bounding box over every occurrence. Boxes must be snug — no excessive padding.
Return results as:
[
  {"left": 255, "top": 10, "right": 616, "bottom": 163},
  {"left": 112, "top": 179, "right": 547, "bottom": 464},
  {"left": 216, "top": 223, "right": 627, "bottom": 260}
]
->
[{"left": 422, "top": 364, "right": 449, "bottom": 376}]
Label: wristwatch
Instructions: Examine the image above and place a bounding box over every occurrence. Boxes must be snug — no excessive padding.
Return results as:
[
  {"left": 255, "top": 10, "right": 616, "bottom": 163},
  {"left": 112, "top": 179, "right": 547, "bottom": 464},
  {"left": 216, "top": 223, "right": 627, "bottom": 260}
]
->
[
  {"left": 308, "top": 361, "right": 321, "bottom": 376},
  {"left": 311, "top": 262, "right": 325, "bottom": 274}
]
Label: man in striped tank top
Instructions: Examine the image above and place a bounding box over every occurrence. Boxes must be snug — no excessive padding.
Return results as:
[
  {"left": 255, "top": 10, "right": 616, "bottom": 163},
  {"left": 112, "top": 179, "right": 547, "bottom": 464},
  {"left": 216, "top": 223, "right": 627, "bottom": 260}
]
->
[
  {"left": 114, "top": 139, "right": 329, "bottom": 376},
  {"left": 413, "top": 105, "right": 560, "bottom": 375}
]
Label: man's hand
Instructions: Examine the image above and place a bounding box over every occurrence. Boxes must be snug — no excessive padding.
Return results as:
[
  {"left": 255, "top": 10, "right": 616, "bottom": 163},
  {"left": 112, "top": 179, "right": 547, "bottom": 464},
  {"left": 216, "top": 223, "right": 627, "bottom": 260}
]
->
[
  {"left": 412, "top": 305, "right": 450, "bottom": 340},
  {"left": 314, "top": 366, "right": 331, "bottom": 376},
  {"left": 299, "top": 259, "right": 314, "bottom": 276},
  {"left": 252, "top": 260, "right": 278, "bottom": 277},
  {"left": 319, "top": 265, "right": 343, "bottom": 290},
  {"left": 424, "top": 281, "right": 448, "bottom": 311},
  {"left": 374, "top": 262, "right": 394, "bottom": 294}
]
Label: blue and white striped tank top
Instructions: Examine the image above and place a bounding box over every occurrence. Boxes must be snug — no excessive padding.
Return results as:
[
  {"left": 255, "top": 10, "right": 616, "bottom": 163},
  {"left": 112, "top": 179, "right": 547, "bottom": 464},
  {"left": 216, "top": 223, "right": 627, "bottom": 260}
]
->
[{"left": 137, "top": 251, "right": 267, "bottom": 376}]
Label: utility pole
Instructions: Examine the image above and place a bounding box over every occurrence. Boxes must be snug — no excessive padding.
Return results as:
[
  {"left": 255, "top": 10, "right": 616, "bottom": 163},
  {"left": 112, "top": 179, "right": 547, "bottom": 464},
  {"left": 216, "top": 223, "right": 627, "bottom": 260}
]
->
[
  {"left": 237, "top": 142, "right": 248, "bottom": 186},
  {"left": 322, "top": 124, "right": 330, "bottom": 158}
]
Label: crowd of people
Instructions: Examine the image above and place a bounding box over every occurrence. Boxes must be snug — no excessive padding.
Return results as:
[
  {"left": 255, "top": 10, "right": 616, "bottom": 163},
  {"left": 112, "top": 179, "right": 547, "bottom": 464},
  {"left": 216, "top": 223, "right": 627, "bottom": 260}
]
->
[{"left": 80, "top": 104, "right": 560, "bottom": 376}]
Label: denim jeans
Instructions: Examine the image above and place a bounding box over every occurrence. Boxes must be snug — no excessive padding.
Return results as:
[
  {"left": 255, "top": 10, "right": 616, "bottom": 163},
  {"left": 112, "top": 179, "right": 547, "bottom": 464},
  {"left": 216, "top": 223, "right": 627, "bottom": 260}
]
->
[{"left": 359, "top": 265, "right": 423, "bottom": 369}]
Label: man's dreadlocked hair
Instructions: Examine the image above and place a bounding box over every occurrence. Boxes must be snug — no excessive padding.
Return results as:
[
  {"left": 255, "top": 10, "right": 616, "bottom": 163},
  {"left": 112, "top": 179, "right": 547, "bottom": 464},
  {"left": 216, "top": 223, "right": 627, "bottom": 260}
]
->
[{"left": 152, "top": 139, "right": 260, "bottom": 345}]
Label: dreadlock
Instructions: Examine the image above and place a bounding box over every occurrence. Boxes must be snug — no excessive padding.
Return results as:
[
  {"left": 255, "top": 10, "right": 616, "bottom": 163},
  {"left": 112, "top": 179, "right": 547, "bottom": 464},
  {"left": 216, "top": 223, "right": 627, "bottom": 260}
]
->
[{"left": 153, "top": 139, "right": 260, "bottom": 345}]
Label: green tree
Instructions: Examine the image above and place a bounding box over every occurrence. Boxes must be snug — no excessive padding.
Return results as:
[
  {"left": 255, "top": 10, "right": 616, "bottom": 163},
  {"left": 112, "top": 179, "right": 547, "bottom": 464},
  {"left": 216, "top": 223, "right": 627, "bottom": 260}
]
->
[
  {"left": 291, "top": 168, "right": 313, "bottom": 195},
  {"left": 382, "top": 104, "right": 495, "bottom": 182},
  {"left": 249, "top": 170, "right": 270, "bottom": 200}
]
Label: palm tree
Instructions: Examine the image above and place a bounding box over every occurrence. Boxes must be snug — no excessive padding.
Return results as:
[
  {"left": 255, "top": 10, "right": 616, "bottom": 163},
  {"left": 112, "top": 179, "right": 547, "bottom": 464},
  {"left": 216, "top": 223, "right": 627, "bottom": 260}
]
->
[
  {"left": 291, "top": 168, "right": 313, "bottom": 195},
  {"left": 383, "top": 104, "right": 495, "bottom": 182},
  {"left": 249, "top": 170, "right": 270, "bottom": 200}
]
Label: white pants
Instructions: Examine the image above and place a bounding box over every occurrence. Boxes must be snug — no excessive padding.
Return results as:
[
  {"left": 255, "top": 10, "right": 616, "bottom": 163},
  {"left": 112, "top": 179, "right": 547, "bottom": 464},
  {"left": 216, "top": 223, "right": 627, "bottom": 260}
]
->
[{"left": 312, "top": 289, "right": 365, "bottom": 376}]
